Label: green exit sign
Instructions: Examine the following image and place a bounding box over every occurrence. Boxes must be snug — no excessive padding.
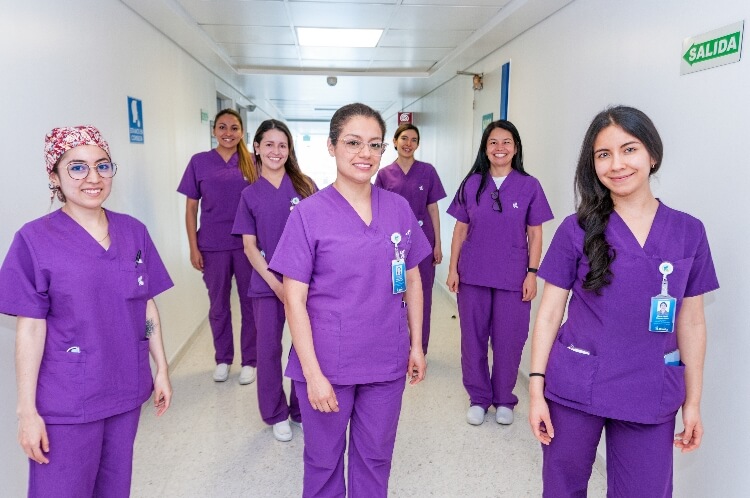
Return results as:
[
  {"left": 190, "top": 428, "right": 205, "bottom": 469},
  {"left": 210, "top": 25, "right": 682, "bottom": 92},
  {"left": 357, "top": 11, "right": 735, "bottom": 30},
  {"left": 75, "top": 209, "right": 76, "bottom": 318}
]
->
[{"left": 681, "top": 21, "right": 744, "bottom": 75}]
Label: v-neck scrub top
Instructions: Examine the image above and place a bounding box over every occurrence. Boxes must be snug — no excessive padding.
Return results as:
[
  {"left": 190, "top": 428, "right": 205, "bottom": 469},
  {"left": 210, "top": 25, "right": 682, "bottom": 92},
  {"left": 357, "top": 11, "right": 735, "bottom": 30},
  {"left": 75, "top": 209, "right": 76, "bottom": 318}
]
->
[
  {"left": 447, "top": 170, "right": 554, "bottom": 291},
  {"left": 232, "top": 174, "right": 313, "bottom": 298},
  {"left": 269, "top": 185, "right": 432, "bottom": 385},
  {"left": 374, "top": 160, "right": 446, "bottom": 247},
  {"left": 177, "top": 149, "right": 247, "bottom": 251},
  {"left": 0, "top": 210, "right": 174, "bottom": 424},
  {"left": 538, "top": 203, "right": 719, "bottom": 424}
]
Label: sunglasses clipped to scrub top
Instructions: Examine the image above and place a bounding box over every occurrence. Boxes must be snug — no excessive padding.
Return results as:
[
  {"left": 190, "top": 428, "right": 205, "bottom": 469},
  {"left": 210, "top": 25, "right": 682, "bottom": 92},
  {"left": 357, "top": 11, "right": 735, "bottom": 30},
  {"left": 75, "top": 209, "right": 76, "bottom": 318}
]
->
[
  {"left": 65, "top": 161, "right": 118, "bottom": 180},
  {"left": 490, "top": 189, "right": 502, "bottom": 213}
]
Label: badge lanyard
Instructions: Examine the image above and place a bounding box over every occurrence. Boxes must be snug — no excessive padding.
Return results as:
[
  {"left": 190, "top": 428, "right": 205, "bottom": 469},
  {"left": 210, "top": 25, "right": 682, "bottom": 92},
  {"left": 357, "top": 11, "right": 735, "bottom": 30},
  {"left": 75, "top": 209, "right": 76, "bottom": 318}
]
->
[
  {"left": 391, "top": 232, "right": 406, "bottom": 294},
  {"left": 649, "top": 261, "right": 676, "bottom": 333}
]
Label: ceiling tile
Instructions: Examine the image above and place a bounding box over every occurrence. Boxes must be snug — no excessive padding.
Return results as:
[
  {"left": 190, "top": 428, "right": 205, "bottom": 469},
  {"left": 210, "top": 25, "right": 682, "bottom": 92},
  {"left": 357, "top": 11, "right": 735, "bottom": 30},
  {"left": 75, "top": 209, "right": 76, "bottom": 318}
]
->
[
  {"left": 177, "top": 0, "right": 289, "bottom": 26},
  {"left": 401, "top": 0, "right": 511, "bottom": 5},
  {"left": 201, "top": 25, "right": 295, "bottom": 45},
  {"left": 222, "top": 43, "right": 299, "bottom": 58},
  {"left": 369, "top": 59, "right": 435, "bottom": 71},
  {"left": 235, "top": 58, "right": 302, "bottom": 69},
  {"left": 299, "top": 46, "right": 376, "bottom": 61},
  {"left": 374, "top": 46, "right": 452, "bottom": 60},
  {"left": 379, "top": 29, "right": 473, "bottom": 48},
  {"left": 389, "top": 5, "right": 502, "bottom": 30},
  {"left": 289, "top": 2, "right": 396, "bottom": 29}
]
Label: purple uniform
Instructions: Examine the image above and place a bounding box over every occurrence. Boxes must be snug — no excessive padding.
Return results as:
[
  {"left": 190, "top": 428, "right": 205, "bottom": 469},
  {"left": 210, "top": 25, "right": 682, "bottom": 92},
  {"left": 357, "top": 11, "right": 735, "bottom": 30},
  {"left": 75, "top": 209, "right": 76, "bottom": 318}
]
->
[
  {"left": 375, "top": 160, "right": 446, "bottom": 354},
  {"left": 447, "top": 171, "right": 553, "bottom": 410},
  {"left": 269, "top": 185, "right": 431, "bottom": 496},
  {"left": 538, "top": 204, "right": 719, "bottom": 497},
  {"left": 0, "top": 209, "right": 173, "bottom": 496},
  {"left": 232, "top": 174, "right": 311, "bottom": 425},
  {"left": 177, "top": 150, "right": 256, "bottom": 367}
]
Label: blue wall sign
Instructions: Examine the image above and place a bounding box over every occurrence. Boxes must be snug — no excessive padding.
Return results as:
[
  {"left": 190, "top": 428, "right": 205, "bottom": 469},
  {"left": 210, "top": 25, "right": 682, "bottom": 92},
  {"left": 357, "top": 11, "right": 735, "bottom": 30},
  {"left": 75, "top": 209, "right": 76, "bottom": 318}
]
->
[{"left": 128, "top": 97, "right": 144, "bottom": 143}]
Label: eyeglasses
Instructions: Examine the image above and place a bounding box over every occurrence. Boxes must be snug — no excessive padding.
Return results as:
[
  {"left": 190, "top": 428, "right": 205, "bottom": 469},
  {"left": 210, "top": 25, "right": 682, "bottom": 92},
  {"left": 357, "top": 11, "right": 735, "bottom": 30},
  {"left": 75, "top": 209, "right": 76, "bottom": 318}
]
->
[
  {"left": 490, "top": 190, "right": 502, "bottom": 213},
  {"left": 66, "top": 162, "right": 118, "bottom": 180},
  {"left": 340, "top": 139, "right": 388, "bottom": 156}
]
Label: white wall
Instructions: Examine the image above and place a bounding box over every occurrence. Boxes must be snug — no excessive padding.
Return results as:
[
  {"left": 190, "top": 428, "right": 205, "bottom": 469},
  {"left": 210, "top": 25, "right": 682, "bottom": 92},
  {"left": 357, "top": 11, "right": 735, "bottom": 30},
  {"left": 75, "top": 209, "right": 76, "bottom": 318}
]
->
[
  {"left": 0, "top": 1, "right": 277, "bottom": 494},
  {"left": 404, "top": 0, "right": 749, "bottom": 495}
]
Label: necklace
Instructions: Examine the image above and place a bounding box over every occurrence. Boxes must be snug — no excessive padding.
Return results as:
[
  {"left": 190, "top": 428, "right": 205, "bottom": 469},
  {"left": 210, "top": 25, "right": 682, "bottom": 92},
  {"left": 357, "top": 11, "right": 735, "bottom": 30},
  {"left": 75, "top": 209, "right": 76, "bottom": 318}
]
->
[{"left": 97, "top": 233, "right": 110, "bottom": 243}]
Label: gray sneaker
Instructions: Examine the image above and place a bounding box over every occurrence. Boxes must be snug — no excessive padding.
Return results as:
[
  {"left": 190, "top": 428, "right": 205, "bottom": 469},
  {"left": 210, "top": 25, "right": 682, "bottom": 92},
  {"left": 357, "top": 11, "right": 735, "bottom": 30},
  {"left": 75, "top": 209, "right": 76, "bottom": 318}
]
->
[
  {"left": 213, "top": 363, "right": 230, "bottom": 382},
  {"left": 466, "top": 405, "right": 486, "bottom": 425},
  {"left": 495, "top": 406, "right": 514, "bottom": 425},
  {"left": 239, "top": 366, "right": 256, "bottom": 385}
]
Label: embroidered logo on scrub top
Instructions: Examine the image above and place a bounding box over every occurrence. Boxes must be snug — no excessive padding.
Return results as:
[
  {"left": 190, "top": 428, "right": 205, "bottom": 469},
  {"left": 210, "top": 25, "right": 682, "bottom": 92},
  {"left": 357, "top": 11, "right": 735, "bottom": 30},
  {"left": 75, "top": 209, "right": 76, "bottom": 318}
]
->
[
  {"left": 138, "top": 276, "right": 144, "bottom": 286},
  {"left": 290, "top": 197, "right": 300, "bottom": 211},
  {"left": 419, "top": 185, "right": 424, "bottom": 190},
  {"left": 513, "top": 202, "right": 518, "bottom": 209}
]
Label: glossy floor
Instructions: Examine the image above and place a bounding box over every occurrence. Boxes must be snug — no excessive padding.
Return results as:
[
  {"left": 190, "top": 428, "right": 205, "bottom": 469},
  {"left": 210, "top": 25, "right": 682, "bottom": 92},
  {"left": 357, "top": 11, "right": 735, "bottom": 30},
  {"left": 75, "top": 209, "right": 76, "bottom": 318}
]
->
[{"left": 132, "top": 289, "right": 607, "bottom": 497}]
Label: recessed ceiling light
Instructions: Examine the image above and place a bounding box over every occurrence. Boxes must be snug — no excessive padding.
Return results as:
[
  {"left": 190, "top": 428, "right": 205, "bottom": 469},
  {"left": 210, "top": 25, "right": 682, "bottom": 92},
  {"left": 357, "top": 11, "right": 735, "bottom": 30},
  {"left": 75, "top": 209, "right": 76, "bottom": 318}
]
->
[{"left": 297, "top": 28, "right": 383, "bottom": 48}]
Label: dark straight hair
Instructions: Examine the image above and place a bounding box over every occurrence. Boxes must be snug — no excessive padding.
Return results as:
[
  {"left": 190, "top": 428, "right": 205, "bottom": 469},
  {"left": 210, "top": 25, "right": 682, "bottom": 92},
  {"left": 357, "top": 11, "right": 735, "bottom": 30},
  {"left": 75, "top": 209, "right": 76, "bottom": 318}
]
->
[
  {"left": 457, "top": 120, "right": 528, "bottom": 206},
  {"left": 574, "top": 105, "right": 663, "bottom": 292}
]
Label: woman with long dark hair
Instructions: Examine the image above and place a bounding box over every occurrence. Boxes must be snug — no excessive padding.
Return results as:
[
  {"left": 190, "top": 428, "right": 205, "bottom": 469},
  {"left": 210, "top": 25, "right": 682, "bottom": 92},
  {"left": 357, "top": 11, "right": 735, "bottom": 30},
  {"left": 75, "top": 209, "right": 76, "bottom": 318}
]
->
[
  {"left": 529, "top": 106, "right": 719, "bottom": 496},
  {"left": 177, "top": 109, "right": 258, "bottom": 384},
  {"left": 232, "top": 119, "right": 316, "bottom": 441},
  {"left": 447, "top": 120, "right": 553, "bottom": 426}
]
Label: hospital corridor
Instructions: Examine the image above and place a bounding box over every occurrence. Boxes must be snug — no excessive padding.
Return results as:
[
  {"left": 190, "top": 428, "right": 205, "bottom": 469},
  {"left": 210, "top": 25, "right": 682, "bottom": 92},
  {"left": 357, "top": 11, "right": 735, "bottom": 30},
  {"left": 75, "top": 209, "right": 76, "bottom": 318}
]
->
[{"left": 1, "top": 0, "right": 747, "bottom": 496}]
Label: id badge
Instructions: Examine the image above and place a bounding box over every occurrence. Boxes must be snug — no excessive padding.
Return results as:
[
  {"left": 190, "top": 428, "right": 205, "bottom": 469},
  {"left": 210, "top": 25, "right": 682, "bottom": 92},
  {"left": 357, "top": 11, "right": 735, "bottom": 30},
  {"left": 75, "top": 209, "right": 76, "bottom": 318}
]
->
[
  {"left": 649, "top": 296, "right": 676, "bottom": 333},
  {"left": 392, "top": 259, "right": 407, "bottom": 294}
]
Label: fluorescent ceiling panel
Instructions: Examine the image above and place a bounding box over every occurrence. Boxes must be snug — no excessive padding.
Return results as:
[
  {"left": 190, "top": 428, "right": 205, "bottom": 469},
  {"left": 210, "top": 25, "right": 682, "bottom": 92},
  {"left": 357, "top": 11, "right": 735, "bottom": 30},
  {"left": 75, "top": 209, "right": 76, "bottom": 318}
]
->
[{"left": 297, "top": 28, "right": 383, "bottom": 48}]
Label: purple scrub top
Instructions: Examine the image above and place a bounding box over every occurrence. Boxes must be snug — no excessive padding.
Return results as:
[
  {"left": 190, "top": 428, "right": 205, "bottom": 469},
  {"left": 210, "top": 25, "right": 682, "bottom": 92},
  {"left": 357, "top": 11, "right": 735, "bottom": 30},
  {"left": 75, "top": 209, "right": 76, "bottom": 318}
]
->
[
  {"left": 538, "top": 203, "right": 719, "bottom": 424},
  {"left": 232, "top": 174, "right": 316, "bottom": 297},
  {"left": 177, "top": 149, "right": 248, "bottom": 251},
  {"left": 0, "top": 210, "right": 173, "bottom": 424},
  {"left": 374, "top": 160, "right": 447, "bottom": 247},
  {"left": 447, "top": 170, "right": 553, "bottom": 291},
  {"left": 269, "top": 185, "right": 432, "bottom": 385}
]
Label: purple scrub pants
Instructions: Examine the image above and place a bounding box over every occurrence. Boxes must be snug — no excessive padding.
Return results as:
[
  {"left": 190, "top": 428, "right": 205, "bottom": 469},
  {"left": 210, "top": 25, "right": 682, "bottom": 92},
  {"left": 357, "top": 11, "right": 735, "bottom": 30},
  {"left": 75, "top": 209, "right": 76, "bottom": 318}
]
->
[
  {"left": 457, "top": 282, "right": 530, "bottom": 410},
  {"left": 252, "top": 296, "right": 301, "bottom": 425},
  {"left": 294, "top": 378, "right": 405, "bottom": 498},
  {"left": 542, "top": 400, "right": 675, "bottom": 498},
  {"left": 28, "top": 407, "right": 141, "bottom": 498},
  {"left": 202, "top": 248, "right": 257, "bottom": 366},
  {"left": 418, "top": 252, "right": 435, "bottom": 355}
]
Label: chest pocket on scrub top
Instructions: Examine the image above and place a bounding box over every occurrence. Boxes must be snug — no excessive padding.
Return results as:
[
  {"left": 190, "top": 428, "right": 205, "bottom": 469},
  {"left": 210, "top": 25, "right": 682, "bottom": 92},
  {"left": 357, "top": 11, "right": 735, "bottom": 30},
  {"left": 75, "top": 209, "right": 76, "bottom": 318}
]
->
[{"left": 119, "top": 257, "right": 149, "bottom": 300}]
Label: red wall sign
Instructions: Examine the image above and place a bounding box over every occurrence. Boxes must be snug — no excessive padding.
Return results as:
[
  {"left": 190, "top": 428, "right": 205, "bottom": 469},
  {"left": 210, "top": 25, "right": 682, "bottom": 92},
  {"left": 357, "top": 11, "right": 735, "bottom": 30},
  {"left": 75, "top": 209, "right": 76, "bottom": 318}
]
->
[{"left": 397, "top": 112, "right": 413, "bottom": 124}]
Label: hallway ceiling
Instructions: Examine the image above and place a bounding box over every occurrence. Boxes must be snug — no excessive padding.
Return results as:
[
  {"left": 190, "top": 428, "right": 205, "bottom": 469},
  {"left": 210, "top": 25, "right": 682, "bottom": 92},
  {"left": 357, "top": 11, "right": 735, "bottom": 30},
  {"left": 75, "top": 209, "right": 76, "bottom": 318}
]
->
[{"left": 122, "top": 0, "right": 572, "bottom": 129}]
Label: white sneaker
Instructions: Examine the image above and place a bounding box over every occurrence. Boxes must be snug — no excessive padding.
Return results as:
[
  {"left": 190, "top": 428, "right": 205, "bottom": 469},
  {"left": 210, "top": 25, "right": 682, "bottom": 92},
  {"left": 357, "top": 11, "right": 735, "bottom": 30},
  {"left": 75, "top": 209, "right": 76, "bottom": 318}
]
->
[
  {"left": 466, "top": 405, "right": 486, "bottom": 425},
  {"left": 273, "top": 420, "right": 293, "bottom": 442},
  {"left": 213, "top": 363, "right": 230, "bottom": 382},
  {"left": 238, "top": 366, "right": 257, "bottom": 385},
  {"left": 496, "top": 406, "right": 514, "bottom": 425},
  {"left": 290, "top": 419, "right": 303, "bottom": 431}
]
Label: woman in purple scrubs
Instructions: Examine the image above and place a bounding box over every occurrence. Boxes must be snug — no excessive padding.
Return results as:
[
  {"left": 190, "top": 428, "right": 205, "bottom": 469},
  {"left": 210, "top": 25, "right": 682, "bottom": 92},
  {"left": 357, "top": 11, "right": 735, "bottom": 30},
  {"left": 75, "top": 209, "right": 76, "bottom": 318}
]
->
[
  {"left": 447, "top": 120, "right": 553, "bottom": 426},
  {"left": 232, "top": 119, "right": 316, "bottom": 442},
  {"left": 178, "top": 109, "right": 258, "bottom": 384},
  {"left": 375, "top": 123, "right": 447, "bottom": 355},
  {"left": 269, "top": 103, "right": 431, "bottom": 497},
  {"left": 529, "top": 106, "right": 719, "bottom": 497},
  {"left": 0, "top": 126, "right": 173, "bottom": 497}
]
